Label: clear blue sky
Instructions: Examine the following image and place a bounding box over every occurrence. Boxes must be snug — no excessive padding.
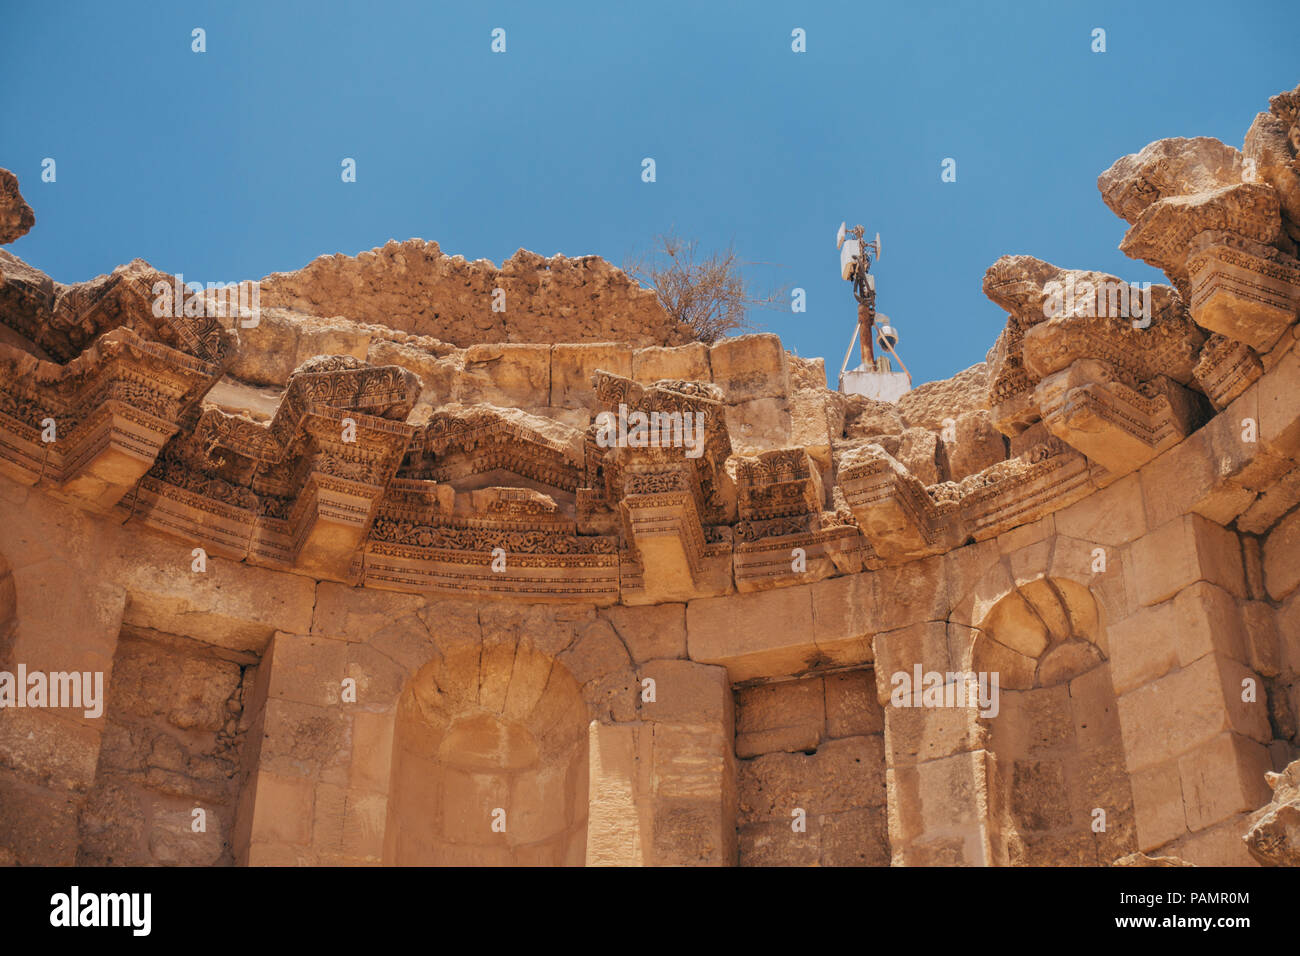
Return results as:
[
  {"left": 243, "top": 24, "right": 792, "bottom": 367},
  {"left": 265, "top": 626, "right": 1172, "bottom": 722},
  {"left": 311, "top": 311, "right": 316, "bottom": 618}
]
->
[{"left": 2, "top": 0, "right": 1296, "bottom": 386}]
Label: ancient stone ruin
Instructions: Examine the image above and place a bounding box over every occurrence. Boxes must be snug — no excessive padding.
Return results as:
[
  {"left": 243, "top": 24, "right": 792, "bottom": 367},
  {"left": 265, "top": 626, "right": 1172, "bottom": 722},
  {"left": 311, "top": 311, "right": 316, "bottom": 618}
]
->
[{"left": 1, "top": 84, "right": 1298, "bottom": 868}]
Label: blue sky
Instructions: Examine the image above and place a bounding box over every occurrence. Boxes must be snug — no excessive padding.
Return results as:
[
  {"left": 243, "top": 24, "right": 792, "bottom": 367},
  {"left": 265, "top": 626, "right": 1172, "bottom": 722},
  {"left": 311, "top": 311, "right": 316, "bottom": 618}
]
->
[{"left": 2, "top": 0, "right": 1296, "bottom": 386}]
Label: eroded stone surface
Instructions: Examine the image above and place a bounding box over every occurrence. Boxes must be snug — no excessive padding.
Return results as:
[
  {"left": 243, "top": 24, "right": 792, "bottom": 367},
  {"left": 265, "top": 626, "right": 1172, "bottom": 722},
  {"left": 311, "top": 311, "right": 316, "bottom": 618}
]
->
[{"left": 1, "top": 82, "right": 1299, "bottom": 870}]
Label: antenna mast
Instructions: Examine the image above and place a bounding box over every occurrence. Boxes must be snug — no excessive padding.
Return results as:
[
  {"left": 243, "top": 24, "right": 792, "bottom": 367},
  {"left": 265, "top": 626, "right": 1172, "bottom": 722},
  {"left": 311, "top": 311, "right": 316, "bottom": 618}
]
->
[{"left": 836, "top": 221, "right": 910, "bottom": 398}]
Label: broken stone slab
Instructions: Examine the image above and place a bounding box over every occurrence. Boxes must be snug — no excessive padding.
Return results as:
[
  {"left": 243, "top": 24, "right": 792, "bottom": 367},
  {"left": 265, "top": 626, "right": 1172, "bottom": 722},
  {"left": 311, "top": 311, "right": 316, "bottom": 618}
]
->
[
  {"left": 1098, "top": 136, "right": 1243, "bottom": 226},
  {"left": 1243, "top": 758, "right": 1300, "bottom": 866},
  {"left": 1119, "top": 182, "right": 1282, "bottom": 289},
  {"left": 1185, "top": 230, "right": 1300, "bottom": 352},
  {"left": 0, "top": 169, "right": 35, "bottom": 245}
]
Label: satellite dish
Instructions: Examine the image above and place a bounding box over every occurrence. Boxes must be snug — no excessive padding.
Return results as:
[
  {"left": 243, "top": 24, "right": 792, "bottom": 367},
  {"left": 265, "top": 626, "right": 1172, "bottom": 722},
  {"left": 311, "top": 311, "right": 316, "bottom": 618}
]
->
[
  {"left": 835, "top": 221, "right": 847, "bottom": 250},
  {"left": 875, "top": 232, "right": 883, "bottom": 260}
]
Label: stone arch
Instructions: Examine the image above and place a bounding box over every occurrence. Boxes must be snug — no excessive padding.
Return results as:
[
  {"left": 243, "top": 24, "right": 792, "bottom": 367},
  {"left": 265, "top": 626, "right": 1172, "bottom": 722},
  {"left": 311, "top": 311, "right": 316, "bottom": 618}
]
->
[
  {"left": 968, "top": 578, "right": 1136, "bottom": 865},
  {"left": 382, "top": 639, "right": 595, "bottom": 865}
]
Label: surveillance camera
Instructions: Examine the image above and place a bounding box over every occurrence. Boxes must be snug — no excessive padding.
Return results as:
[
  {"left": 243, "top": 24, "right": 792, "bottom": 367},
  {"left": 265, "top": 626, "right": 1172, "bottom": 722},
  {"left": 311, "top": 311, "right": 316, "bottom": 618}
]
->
[{"left": 876, "top": 323, "right": 898, "bottom": 350}]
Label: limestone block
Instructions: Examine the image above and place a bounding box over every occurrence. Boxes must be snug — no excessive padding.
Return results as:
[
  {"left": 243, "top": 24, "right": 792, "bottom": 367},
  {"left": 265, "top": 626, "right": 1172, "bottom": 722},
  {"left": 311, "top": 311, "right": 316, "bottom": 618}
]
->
[
  {"left": 650, "top": 722, "right": 736, "bottom": 865},
  {"left": 558, "top": 619, "right": 631, "bottom": 688},
  {"left": 737, "top": 736, "right": 885, "bottom": 823},
  {"left": 1263, "top": 506, "right": 1300, "bottom": 600},
  {"left": 982, "top": 589, "right": 1048, "bottom": 657},
  {"left": 1035, "top": 359, "right": 1199, "bottom": 475},
  {"left": 939, "top": 409, "right": 1007, "bottom": 482},
  {"left": 886, "top": 750, "right": 994, "bottom": 866},
  {"left": 313, "top": 581, "right": 428, "bottom": 640},
  {"left": 224, "top": 308, "right": 306, "bottom": 386},
  {"left": 807, "top": 571, "right": 875, "bottom": 666},
  {"left": 1117, "top": 654, "right": 1272, "bottom": 773},
  {"left": 264, "top": 632, "right": 349, "bottom": 708},
  {"left": 350, "top": 711, "right": 395, "bottom": 794},
  {"left": 896, "top": 427, "right": 941, "bottom": 485},
  {"left": 1186, "top": 233, "right": 1300, "bottom": 353},
  {"left": 723, "top": 397, "right": 792, "bottom": 452},
  {"left": 1169, "top": 813, "right": 1259, "bottom": 866},
  {"left": 1177, "top": 731, "right": 1273, "bottom": 832},
  {"left": 603, "top": 602, "right": 687, "bottom": 663},
  {"left": 1107, "top": 598, "right": 1182, "bottom": 697},
  {"left": 1257, "top": 339, "right": 1300, "bottom": 462},
  {"left": 897, "top": 363, "right": 989, "bottom": 431},
  {"left": 0, "top": 168, "right": 34, "bottom": 244},
  {"left": 735, "top": 678, "right": 824, "bottom": 757},
  {"left": 1276, "top": 591, "right": 1300, "bottom": 674},
  {"left": 1045, "top": 537, "right": 1128, "bottom": 637},
  {"left": 871, "top": 554, "right": 949, "bottom": 632},
  {"left": 1129, "top": 513, "right": 1245, "bottom": 607},
  {"left": 1098, "top": 136, "right": 1243, "bottom": 225},
  {"left": 0, "top": 710, "right": 102, "bottom": 793},
  {"left": 345, "top": 642, "right": 409, "bottom": 713},
  {"left": 632, "top": 343, "right": 710, "bottom": 384},
  {"left": 1238, "top": 466, "right": 1300, "bottom": 534},
  {"left": 551, "top": 344, "right": 631, "bottom": 409},
  {"left": 257, "top": 697, "right": 352, "bottom": 783},
  {"left": 639, "top": 659, "right": 731, "bottom": 726},
  {"left": 1172, "top": 581, "right": 1249, "bottom": 669},
  {"left": 1238, "top": 601, "right": 1282, "bottom": 678},
  {"left": 884, "top": 703, "right": 988, "bottom": 768},
  {"left": 0, "top": 775, "right": 79, "bottom": 865},
  {"left": 819, "top": 806, "right": 891, "bottom": 866},
  {"left": 651, "top": 723, "right": 731, "bottom": 801},
  {"left": 508, "top": 764, "right": 572, "bottom": 844},
  {"left": 246, "top": 771, "right": 316, "bottom": 847},
  {"left": 1068, "top": 664, "right": 1124, "bottom": 753},
  {"left": 1244, "top": 757, "right": 1300, "bottom": 866},
  {"left": 1130, "top": 759, "right": 1187, "bottom": 852},
  {"left": 824, "top": 669, "right": 882, "bottom": 738},
  {"left": 585, "top": 722, "right": 644, "bottom": 866},
  {"left": 1119, "top": 183, "right": 1280, "bottom": 286},
  {"left": 788, "top": 388, "right": 835, "bottom": 472},
  {"left": 118, "top": 552, "right": 315, "bottom": 654},
  {"left": 971, "top": 635, "right": 1037, "bottom": 691},
  {"left": 709, "top": 333, "right": 789, "bottom": 403},
  {"left": 687, "top": 586, "right": 816, "bottom": 682},
  {"left": 738, "top": 819, "right": 822, "bottom": 867},
  {"left": 652, "top": 795, "right": 735, "bottom": 866},
  {"left": 1054, "top": 472, "right": 1146, "bottom": 545},
  {"left": 453, "top": 343, "right": 551, "bottom": 407},
  {"left": 870, "top": 623, "right": 952, "bottom": 704}
]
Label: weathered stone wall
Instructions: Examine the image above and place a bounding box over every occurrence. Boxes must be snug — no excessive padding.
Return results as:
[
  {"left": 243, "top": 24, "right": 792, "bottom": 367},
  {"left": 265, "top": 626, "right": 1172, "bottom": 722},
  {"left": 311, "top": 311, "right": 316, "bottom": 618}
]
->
[
  {"left": 78, "top": 627, "right": 251, "bottom": 865},
  {"left": 0, "top": 435, "right": 1294, "bottom": 866},
  {"left": 735, "top": 670, "right": 889, "bottom": 866},
  {"left": 257, "top": 240, "right": 693, "bottom": 349},
  {"left": 3, "top": 83, "right": 1300, "bottom": 867}
]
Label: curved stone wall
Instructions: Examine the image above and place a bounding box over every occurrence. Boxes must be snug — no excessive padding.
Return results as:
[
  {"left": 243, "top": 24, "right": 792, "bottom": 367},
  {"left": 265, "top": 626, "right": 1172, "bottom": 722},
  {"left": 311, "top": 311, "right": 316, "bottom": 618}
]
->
[{"left": 1, "top": 82, "right": 1299, "bottom": 867}]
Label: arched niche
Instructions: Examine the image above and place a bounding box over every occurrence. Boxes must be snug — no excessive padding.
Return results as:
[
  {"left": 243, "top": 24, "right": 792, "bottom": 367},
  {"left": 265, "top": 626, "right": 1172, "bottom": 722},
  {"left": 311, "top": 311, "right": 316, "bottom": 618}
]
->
[
  {"left": 973, "top": 577, "right": 1136, "bottom": 865},
  {"left": 383, "top": 644, "right": 590, "bottom": 865}
]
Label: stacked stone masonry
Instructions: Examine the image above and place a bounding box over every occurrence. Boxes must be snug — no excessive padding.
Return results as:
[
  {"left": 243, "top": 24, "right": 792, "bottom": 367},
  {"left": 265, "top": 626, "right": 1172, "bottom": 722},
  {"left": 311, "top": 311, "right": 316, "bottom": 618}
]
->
[{"left": 1, "top": 84, "right": 1299, "bottom": 866}]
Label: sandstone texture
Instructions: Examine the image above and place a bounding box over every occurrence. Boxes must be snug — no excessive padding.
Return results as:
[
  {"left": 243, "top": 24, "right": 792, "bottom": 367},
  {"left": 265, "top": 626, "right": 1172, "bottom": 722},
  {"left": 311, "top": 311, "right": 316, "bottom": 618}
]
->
[
  {"left": 0, "top": 170, "right": 34, "bottom": 246},
  {"left": 1, "top": 84, "right": 1299, "bottom": 868}
]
